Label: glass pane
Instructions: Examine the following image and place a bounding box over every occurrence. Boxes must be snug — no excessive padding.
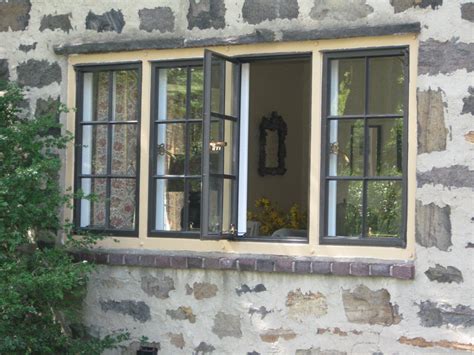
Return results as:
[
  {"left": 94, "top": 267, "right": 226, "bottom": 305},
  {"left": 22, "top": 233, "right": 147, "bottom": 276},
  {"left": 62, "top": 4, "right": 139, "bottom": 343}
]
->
[
  {"left": 367, "top": 118, "right": 403, "bottom": 176},
  {"left": 327, "top": 180, "right": 363, "bottom": 237},
  {"left": 330, "top": 58, "right": 365, "bottom": 116},
  {"left": 211, "top": 59, "right": 224, "bottom": 114},
  {"left": 224, "top": 61, "right": 238, "bottom": 117},
  {"left": 154, "top": 178, "right": 185, "bottom": 231},
  {"left": 94, "top": 72, "right": 110, "bottom": 121},
  {"left": 114, "top": 70, "right": 139, "bottom": 121},
  {"left": 190, "top": 67, "right": 204, "bottom": 119},
  {"left": 156, "top": 123, "right": 186, "bottom": 175},
  {"left": 187, "top": 179, "right": 201, "bottom": 231},
  {"left": 208, "top": 177, "right": 235, "bottom": 234},
  {"left": 189, "top": 122, "right": 202, "bottom": 175},
  {"left": 81, "top": 124, "right": 108, "bottom": 175},
  {"left": 158, "top": 67, "right": 187, "bottom": 120},
  {"left": 368, "top": 56, "right": 405, "bottom": 115},
  {"left": 80, "top": 178, "right": 107, "bottom": 228},
  {"left": 209, "top": 119, "right": 235, "bottom": 175},
  {"left": 328, "top": 119, "right": 364, "bottom": 176},
  {"left": 366, "top": 181, "right": 402, "bottom": 238},
  {"left": 110, "top": 179, "right": 136, "bottom": 230},
  {"left": 111, "top": 124, "right": 137, "bottom": 176}
]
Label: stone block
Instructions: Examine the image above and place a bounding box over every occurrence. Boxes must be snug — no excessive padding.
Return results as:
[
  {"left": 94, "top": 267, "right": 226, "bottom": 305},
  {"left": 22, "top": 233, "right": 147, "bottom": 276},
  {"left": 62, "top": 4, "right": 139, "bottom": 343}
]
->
[
  {"left": 461, "top": 3, "right": 474, "bottom": 22},
  {"left": 166, "top": 306, "right": 196, "bottom": 323},
  {"left": 418, "top": 301, "right": 474, "bottom": 327},
  {"left": 425, "top": 264, "right": 463, "bottom": 283},
  {"left": 418, "top": 165, "right": 474, "bottom": 189},
  {"left": 462, "top": 86, "right": 474, "bottom": 115},
  {"left": 312, "top": 261, "right": 331, "bottom": 274},
  {"left": 187, "top": 0, "right": 225, "bottom": 30},
  {"left": 342, "top": 285, "right": 401, "bottom": 325},
  {"left": 85, "top": 9, "right": 125, "bottom": 33},
  {"left": 212, "top": 312, "right": 242, "bottom": 338},
  {"left": 419, "top": 39, "right": 474, "bottom": 75},
  {"left": 17, "top": 59, "right": 61, "bottom": 88},
  {"left": 192, "top": 282, "right": 218, "bottom": 300},
  {"left": 416, "top": 201, "right": 452, "bottom": 251},
  {"left": 274, "top": 257, "right": 293, "bottom": 273},
  {"left": 139, "top": 7, "right": 174, "bottom": 33},
  {"left": 100, "top": 299, "right": 151, "bottom": 322},
  {"left": 170, "top": 255, "right": 187, "bottom": 269},
  {"left": 0, "top": 0, "right": 31, "bottom": 31},
  {"left": 286, "top": 289, "right": 328, "bottom": 319},
  {"left": 141, "top": 275, "right": 175, "bottom": 299},
  {"left": 417, "top": 88, "right": 447, "bottom": 154},
  {"left": 242, "top": 0, "right": 298, "bottom": 25},
  {"left": 39, "top": 13, "right": 72, "bottom": 33},
  {"left": 311, "top": 0, "right": 373, "bottom": 21}
]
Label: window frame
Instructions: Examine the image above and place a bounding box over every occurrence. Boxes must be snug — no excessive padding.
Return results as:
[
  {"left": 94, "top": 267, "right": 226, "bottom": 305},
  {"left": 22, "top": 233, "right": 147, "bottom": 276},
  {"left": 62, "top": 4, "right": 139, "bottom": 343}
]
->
[
  {"left": 73, "top": 61, "right": 142, "bottom": 237},
  {"left": 148, "top": 59, "right": 204, "bottom": 238},
  {"left": 319, "top": 46, "right": 409, "bottom": 248}
]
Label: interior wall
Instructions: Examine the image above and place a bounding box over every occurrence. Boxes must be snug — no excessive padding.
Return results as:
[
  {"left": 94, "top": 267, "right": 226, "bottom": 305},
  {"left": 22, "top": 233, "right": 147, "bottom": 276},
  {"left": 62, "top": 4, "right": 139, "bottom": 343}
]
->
[{"left": 247, "top": 59, "right": 311, "bottom": 214}]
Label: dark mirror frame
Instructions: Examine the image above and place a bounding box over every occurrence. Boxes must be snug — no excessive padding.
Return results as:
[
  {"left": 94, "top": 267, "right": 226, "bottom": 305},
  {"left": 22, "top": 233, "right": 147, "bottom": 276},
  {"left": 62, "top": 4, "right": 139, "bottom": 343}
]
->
[{"left": 258, "top": 111, "right": 287, "bottom": 176}]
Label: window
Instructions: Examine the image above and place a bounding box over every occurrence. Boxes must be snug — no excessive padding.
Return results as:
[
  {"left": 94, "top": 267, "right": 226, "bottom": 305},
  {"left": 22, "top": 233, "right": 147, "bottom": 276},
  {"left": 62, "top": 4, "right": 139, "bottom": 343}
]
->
[
  {"left": 74, "top": 63, "right": 141, "bottom": 235},
  {"left": 69, "top": 38, "right": 415, "bottom": 256},
  {"left": 149, "top": 61, "right": 204, "bottom": 236},
  {"left": 320, "top": 48, "right": 408, "bottom": 247}
]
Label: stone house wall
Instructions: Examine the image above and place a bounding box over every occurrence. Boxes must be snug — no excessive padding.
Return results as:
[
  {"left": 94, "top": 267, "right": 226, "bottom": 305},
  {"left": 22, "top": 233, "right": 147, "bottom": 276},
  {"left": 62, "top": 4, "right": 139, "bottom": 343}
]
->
[{"left": 0, "top": 0, "right": 473, "bottom": 354}]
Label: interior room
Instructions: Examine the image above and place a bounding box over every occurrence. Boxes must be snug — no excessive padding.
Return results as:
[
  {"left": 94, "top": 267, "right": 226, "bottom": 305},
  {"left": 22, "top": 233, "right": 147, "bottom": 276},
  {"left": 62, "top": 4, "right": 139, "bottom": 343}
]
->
[{"left": 246, "top": 57, "right": 311, "bottom": 238}]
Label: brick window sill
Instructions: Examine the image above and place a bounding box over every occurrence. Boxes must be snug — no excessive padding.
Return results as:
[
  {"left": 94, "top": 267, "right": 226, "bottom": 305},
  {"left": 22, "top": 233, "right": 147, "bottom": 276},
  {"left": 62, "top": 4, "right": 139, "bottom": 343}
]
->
[{"left": 73, "top": 250, "right": 415, "bottom": 280}]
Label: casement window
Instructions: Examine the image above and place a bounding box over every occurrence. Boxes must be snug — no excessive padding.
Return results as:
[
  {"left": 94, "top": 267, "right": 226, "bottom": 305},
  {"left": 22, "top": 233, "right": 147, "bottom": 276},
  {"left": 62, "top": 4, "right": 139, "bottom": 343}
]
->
[
  {"left": 74, "top": 63, "right": 141, "bottom": 236},
  {"left": 320, "top": 48, "right": 408, "bottom": 247},
  {"left": 71, "top": 39, "right": 413, "bottom": 253}
]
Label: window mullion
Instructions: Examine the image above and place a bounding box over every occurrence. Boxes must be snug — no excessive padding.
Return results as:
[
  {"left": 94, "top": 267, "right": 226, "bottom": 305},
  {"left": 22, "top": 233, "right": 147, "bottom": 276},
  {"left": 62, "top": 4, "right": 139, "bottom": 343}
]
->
[
  {"left": 183, "top": 66, "right": 192, "bottom": 231},
  {"left": 105, "top": 71, "right": 114, "bottom": 229},
  {"left": 361, "top": 56, "right": 370, "bottom": 239}
]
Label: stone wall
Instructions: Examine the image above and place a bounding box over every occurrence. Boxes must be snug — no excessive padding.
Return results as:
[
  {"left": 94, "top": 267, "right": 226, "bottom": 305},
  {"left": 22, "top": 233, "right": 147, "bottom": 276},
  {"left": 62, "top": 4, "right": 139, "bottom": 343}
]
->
[{"left": 1, "top": 0, "right": 473, "bottom": 354}]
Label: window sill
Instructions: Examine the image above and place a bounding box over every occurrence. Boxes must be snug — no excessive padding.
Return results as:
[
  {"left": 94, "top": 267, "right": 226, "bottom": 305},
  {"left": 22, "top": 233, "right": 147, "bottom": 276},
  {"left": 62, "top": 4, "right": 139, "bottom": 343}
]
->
[{"left": 73, "top": 250, "right": 414, "bottom": 280}]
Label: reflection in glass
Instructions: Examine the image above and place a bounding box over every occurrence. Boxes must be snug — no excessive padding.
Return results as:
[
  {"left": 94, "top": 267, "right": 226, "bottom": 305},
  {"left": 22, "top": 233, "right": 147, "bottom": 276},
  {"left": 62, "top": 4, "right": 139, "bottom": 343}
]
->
[
  {"left": 155, "top": 179, "right": 185, "bottom": 231},
  {"left": 114, "top": 70, "right": 139, "bottom": 121},
  {"left": 330, "top": 58, "right": 365, "bottom": 116},
  {"left": 328, "top": 119, "right": 364, "bottom": 176},
  {"left": 190, "top": 67, "right": 203, "bottom": 119},
  {"left": 158, "top": 68, "right": 187, "bottom": 120},
  {"left": 110, "top": 179, "right": 136, "bottom": 229},
  {"left": 156, "top": 123, "right": 186, "bottom": 175},
  {"left": 209, "top": 119, "right": 235, "bottom": 175},
  {"left": 111, "top": 124, "right": 137, "bottom": 175},
  {"left": 80, "top": 178, "right": 107, "bottom": 228},
  {"left": 211, "top": 59, "right": 223, "bottom": 114},
  {"left": 189, "top": 123, "right": 202, "bottom": 175},
  {"left": 208, "top": 177, "right": 235, "bottom": 234},
  {"left": 95, "top": 72, "right": 110, "bottom": 121},
  {"left": 366, "top": 181, "right": 402, "bottom": 238},
  {"left": 367, "top": 118, "right": 403, "bottom": 176},
  {"left": 81, "top": 124, "right": 108, "bottom": 175},
  {"left": 369, "top": 56, "right": 404, "bottom": 115},
  {"left": 327, "top": 180, "right": 363, "bottom": 237}
]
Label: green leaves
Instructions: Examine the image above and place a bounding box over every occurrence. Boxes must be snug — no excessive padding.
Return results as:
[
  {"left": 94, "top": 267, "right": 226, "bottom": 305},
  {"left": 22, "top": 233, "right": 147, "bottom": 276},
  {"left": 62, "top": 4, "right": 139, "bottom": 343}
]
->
[{"left": 0, "top": 84, "right": 128, "bottom": 354}]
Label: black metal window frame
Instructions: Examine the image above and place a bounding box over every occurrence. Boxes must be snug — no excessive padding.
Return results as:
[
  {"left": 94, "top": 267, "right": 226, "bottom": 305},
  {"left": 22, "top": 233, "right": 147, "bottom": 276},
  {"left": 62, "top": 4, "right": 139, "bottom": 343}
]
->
[
  {"left": 74, "top": 62, "right": 142, "bottom": 237},
  {"left": 148, "top": 59, "right": 204, "bottom": 238},
  {"left": 319, "top": 46, "right": 409, "bottom": 248}
]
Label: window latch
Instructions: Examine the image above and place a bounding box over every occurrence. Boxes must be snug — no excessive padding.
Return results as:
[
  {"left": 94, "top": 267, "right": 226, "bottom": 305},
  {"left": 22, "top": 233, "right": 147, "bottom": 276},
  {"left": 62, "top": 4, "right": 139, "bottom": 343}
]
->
[
  {"left": 209, "top": 141, "right": 227, "bottom": 151},
  {"left": 157, "top": 143, "right": 176, "bottom": 159}
]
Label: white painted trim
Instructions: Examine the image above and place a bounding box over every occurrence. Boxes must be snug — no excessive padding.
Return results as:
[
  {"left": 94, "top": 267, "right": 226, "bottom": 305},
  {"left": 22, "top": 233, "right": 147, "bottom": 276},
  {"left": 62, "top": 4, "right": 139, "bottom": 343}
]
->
[
  {"left": 238, "top": 63, "right": 250, "bottom": 235},
  {"left": 80, "top": 73, "right": 93, "bottom": 227},
  {"left": 328, "top": 60, "right": 339, "bottom": 236}
]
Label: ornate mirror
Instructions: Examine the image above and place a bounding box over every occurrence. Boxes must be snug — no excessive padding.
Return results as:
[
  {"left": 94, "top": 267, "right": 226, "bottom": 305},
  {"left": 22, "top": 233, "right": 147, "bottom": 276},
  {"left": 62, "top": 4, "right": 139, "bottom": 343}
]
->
[{"left": 258, "top": 111, "right": 287, "bottom": 176}]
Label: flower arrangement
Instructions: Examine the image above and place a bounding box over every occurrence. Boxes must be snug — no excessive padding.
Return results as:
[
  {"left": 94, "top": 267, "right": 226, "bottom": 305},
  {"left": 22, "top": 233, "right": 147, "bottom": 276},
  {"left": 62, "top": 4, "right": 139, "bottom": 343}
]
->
[{"left": 248, "top": 197, "right": 307, "bottom": 236}]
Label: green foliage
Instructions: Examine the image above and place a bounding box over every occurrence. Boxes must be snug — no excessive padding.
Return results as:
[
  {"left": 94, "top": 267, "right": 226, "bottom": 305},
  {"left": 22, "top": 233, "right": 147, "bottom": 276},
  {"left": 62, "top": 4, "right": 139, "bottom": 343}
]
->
[
  {"left": 0, "top": 84, "right": 128, "bottom": 354},
  {"left": 248, "top": 197, "right": 307, "bottom": 236}
]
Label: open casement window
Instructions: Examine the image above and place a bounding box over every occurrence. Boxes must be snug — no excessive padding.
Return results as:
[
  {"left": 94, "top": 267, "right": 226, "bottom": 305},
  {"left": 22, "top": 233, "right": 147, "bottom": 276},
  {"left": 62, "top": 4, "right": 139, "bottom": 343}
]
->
[
  {"left": 320, "top": 47, "right": 408, "bottom": 247},
  {"left": 201, "top": 50, "right": 241, "bottom": 239}
]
